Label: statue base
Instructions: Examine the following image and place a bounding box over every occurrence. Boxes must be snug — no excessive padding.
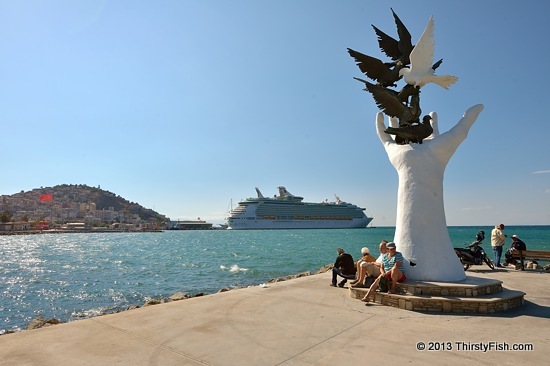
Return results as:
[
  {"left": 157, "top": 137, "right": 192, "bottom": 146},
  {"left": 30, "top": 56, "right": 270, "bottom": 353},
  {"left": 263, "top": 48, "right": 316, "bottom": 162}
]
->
[{"left": 349, "top": 275, "right": 525, "bottom": 314}]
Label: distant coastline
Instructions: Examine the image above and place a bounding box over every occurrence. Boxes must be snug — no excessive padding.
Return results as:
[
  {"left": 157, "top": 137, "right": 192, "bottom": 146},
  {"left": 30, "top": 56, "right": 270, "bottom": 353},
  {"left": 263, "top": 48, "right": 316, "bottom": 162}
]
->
[
  {"left": 0, "top": 229, "right": 163, "bottom": 236},
  {"left": 3, "top": 225, "right": 549, "bottom": 235}
]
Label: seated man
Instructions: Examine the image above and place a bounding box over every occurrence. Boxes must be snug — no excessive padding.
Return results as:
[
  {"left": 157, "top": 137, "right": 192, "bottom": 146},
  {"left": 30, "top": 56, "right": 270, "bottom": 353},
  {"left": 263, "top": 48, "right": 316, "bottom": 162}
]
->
[
  {"left": 361, "top": 242, "right": 406, "bottom": 301},
  {"left": 351, "top": 240, "right": 387, "bottom": 288},
  {"left": 504, "top": 234, "right": 527, "bottom": 267},
  {"left": 331, "top": 247, "right": 356, "bottom": 288}
]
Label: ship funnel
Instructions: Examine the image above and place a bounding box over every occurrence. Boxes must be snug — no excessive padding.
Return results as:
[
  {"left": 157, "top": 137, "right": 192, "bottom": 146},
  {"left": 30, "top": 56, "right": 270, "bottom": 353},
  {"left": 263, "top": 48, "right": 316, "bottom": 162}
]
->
[
  {"left": 255, "top": 187, "right": 265, "bottom": 198},
  {"left": 278, "top": 186, "right": 294, "bottom": 197}
]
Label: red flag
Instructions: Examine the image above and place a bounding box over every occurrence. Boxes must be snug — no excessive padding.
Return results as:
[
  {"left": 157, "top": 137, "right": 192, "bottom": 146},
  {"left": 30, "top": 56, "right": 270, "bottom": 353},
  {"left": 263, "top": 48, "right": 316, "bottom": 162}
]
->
[{"left": 39, "top": 194, "right": 53, "bottom": 202}]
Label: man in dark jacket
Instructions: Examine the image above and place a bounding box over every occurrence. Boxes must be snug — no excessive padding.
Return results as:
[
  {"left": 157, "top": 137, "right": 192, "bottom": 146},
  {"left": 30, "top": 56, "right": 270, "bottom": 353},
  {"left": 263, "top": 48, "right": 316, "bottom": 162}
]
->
[
  {"left": 510, "top": 235, "right": 527, "bottom": 251},
  {"left": 505, "top": 234, "right": 527, "bottom": 266},
  {"left": 331, "top": 248, "right": 356, "bottom": 287}
]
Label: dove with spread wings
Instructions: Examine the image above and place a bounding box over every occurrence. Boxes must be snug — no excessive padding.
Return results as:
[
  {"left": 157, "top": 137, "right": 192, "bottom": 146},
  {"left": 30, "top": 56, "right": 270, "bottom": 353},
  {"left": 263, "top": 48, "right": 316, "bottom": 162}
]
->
[
  {"left": 399, "top": 16, "right": 458, "bottom": 90},
  {"left": 371, "top": 8, "right": 413, "bottom": 67},
  {"left": 347, "top": 48, "right": 401, "bottom": 88},
  {"left": 373, "top": 9, "right": 443, "bottom": 73},
  {"left": 354, "top": 77, "right": 435, "bottom": 144},
  {"left": 348, "top": 9, "right": 413, "bottom": 88},
  {"left": 354, "top": 78, "right": 421, "bottom": 124}
]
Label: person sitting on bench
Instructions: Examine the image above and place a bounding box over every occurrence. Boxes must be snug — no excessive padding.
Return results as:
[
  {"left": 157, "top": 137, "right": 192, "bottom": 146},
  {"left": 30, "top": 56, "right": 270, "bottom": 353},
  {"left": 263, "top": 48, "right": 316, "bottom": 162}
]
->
[{"left": 505, "top": 235, "right": 527, "bottom": 267}]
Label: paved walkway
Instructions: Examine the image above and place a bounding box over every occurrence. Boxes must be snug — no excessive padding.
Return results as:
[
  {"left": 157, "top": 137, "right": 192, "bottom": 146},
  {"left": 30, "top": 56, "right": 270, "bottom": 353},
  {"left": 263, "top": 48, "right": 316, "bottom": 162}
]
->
[{"left": 1, "top": 267, "right": 548, "bottom": 365}]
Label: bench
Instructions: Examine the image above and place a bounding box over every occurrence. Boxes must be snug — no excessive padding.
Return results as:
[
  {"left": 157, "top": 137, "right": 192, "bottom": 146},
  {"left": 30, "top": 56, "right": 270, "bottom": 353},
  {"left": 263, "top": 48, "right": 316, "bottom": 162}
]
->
[{"left": 510, "top": 250, "right": 550, "bottom": 270}]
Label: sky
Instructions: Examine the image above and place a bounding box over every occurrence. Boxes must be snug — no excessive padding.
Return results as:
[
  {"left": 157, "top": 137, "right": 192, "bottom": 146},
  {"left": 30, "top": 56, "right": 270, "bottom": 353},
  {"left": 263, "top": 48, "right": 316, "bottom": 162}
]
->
[{"left": 1, "top": 0, "right": 549, "bottom": 226}]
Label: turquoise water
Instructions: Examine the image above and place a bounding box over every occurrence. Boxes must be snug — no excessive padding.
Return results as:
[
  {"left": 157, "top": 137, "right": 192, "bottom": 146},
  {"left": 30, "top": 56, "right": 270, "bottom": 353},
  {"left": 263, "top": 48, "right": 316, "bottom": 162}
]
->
[{"left": 1, "top": 226, "right": 548, "bottom": 333}]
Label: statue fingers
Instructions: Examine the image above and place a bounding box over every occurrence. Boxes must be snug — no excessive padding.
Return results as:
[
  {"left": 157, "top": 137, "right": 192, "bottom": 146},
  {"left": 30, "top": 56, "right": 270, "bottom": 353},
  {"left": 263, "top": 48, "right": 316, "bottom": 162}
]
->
[
  {"left": 376, "top": 112, "right": 393, "bottom": 144},
  {"left": 453, "top": 104, "right": 484, "bottom": 132},
  {"left": 463, "top": 104, "right": 484, "bottom": 121},
  {"left": 389, "top": 116, "right": 399, "bottom": 128},
  {"left": 429, "top": 104, "right": 484, "bottom": 161},
  {"left": 429, "top": 111, "right": 439, "bottom": 137}
]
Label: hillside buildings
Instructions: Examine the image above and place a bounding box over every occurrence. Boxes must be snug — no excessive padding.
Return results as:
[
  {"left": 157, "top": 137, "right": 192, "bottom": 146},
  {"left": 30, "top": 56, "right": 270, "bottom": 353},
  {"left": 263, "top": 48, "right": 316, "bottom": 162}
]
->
[{"left": 0, "top": 185, "right": 168, "bottom": 231}]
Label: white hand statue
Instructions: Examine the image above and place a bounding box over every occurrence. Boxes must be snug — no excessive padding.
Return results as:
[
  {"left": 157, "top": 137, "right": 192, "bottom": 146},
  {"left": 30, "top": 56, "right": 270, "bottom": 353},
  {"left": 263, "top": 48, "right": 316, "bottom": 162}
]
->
[{"left": 377, "top": 104, "right": 484, "bottom": 281}]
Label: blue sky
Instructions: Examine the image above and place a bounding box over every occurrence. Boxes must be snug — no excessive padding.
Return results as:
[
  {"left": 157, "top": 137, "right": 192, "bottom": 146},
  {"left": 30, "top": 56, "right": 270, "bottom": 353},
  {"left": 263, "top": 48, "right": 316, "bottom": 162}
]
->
[{"left": 1, "top": 0, "right": 549, "bottom": 226}]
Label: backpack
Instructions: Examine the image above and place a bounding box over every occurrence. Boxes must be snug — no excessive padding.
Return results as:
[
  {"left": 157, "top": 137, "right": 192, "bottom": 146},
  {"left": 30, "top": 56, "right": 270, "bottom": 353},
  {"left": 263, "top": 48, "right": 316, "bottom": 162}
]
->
[
  {"left": 378, "top": 276, "right": 388, "bottom": 292},
  {"left": 364, "top": 276, "right": 376, "bottom": 288}
]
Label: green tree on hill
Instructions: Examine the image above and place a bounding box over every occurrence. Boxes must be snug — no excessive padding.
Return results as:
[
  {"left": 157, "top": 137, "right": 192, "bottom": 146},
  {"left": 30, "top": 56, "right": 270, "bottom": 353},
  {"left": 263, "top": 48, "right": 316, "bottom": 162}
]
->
[{"left": 1, "top": 211, "right": 13, "bottom": 223}]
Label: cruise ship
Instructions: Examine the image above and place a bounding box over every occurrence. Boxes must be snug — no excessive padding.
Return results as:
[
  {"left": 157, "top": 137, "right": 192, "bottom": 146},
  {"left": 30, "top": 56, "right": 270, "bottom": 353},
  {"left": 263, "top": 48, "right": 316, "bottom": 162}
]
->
[{"left": 226, "top": 186, "right": 373, "bottom": 230}]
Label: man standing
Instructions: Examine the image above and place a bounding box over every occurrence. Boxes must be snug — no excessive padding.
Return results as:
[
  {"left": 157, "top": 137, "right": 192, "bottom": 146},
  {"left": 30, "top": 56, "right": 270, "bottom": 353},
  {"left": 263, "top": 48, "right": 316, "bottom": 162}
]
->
[
  {"left": 491, "top": 224, "right": 506, "bottom": 268},
  {"left": 331, "top": 248, "right": 356, "bottom": 288}
]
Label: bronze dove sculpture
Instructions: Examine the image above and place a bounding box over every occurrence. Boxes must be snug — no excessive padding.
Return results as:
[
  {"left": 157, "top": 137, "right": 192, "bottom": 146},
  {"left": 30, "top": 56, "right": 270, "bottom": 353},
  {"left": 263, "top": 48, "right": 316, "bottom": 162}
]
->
[
  {"left": 384, "top": 115, "right": 434, "bottom": 144},
  {"left": 347, "top": 48, "right": 401, "bottom": 88},
  {"left": 349, "top": 10, "right": 456, "bottom": 145},
  {"left": 354, "top": 78, "right": 421, "bottom": 125},
  {"left": 372, "top": 8, "right": 413, "bottom": 67}
]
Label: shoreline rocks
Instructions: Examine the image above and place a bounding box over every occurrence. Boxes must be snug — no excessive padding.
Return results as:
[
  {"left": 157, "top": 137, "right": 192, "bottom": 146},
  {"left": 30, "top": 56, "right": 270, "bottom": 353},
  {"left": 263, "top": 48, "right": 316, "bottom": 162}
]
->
[{"left": 26, "top": 316, "right": 63, "bottom": 330}]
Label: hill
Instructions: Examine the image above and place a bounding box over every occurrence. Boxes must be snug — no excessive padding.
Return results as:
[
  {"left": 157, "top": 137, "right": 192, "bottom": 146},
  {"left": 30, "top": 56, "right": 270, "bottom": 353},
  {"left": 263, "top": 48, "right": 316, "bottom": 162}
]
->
[{"left": 1, "top": 184, "right": 168, "bottom": 224}]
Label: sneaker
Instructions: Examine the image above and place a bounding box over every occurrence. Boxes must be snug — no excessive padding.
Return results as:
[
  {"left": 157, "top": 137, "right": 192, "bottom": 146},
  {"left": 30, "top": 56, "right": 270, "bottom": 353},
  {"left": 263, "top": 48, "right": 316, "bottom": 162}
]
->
[
  {"left": 337, "top": 283, "right": 346, "bottom": 288},
  {"left": 330, "top": 283, "right": 337, "bottom": 287},
  {"left": 349, "top": 279, "right": 359, "bottom": 285},
  {"left": 351, "top": 282, "right": 366, "bottom": 288}
]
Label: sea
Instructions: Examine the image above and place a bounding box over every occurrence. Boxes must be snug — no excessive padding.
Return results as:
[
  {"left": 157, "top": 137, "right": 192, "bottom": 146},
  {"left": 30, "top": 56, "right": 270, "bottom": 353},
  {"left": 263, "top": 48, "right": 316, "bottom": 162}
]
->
[{"left": 1, "top": 226, "right": 549, "bottom": 334}]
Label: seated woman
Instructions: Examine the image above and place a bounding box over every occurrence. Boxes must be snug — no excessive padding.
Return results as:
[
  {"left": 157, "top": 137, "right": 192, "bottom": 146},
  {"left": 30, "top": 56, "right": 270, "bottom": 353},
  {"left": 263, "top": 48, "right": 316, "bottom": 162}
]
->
[{"left": 351, "top": 241, "right": 387, "bottom": 288}]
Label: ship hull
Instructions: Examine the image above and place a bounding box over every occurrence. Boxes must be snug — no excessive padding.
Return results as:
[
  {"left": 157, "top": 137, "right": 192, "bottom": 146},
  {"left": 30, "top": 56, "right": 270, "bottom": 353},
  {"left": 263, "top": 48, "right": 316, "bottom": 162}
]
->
[{"left": 227, "top": 216, "right": 373, "bottom": 230}]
